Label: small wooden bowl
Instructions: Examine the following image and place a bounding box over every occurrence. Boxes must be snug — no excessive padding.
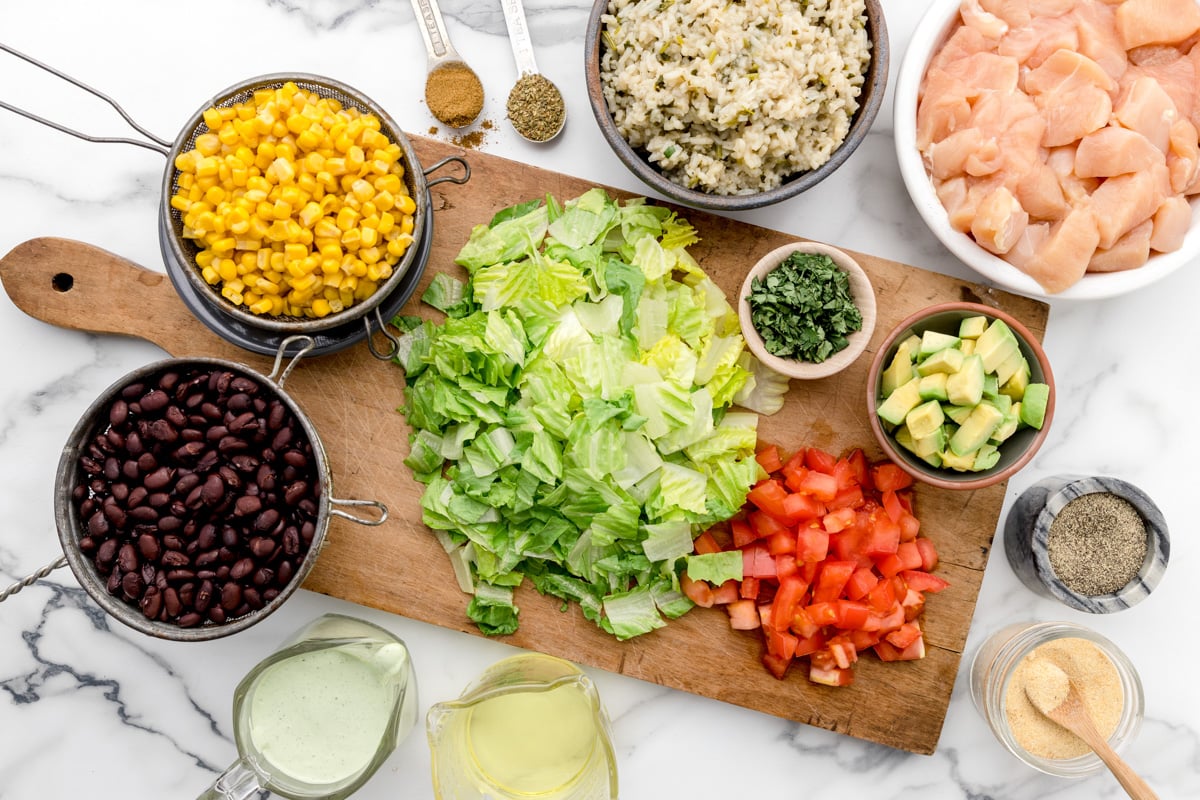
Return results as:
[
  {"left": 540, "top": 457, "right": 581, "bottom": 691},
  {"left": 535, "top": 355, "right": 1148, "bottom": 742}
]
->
[
  {"left": 738, "top": 242, "right": 876, "bottom": 380},
  {"left": 866, "top": 302, "right": 1055, "bottom": 491}
]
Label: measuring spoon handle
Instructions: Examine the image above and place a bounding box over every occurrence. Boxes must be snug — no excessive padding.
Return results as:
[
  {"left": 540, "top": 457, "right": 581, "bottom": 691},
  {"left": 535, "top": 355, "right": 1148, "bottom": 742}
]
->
[
  {"left": 500, "top": 0, "right": 539, "bottom": 76},
  {"left": 409, "top": 0, "right": 462, "bottom": 67}
]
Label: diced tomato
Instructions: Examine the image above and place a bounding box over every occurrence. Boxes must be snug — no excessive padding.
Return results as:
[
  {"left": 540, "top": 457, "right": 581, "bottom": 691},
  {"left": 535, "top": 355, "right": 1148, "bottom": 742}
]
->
[
  {"left": 871, "top": 463, "right": 914, "bottom": 492},
  {"left": 726, "top": 599, "right": 760, "bottom": 630},
  {"left": 782, "top": 491, "right": 825, "bottom": 522},
  {"left": 681, "top": 573, "right": 714, "bottom": 607},
  {"left": 755, "top": 444, "right": 783, "bottom": 474},
  {"left": 804, "top": 601, "right": 839, "bottom": 627},
  {"left": 762, "top": 652, "right": 792, "bottom": 680},
  {"left": 747, "top": 482, "right": 795, "bottom": 525},
  {"left": 832, "top": 599, "right": 872, "bottom": 630},
  {"left": 812, "top": 560, "right": 856, "bottom": 603},
  {"left": 867, "top": 577, "right": 897, "bottom": 612},
  {"left": 827, "top": 485, "right": 864, "bottom": 511},
  {"left": 712, "top": 580, "right": 740, "bottom": 605},
  {"left": 701, "top": 447, "right": 947, "bottom": 687},
  {"left": 742, "top": 543, "right": 777, "bottom": 579},
  {"left": 790, "top": 607, "right": 821, "bottom": 639},
  {"left": 900, "top": 569, "right": 951, "bottom": 594},
  {"left": 827, "top": 637, "right": 858, "bottom": 669},
  {"left": 771, "top": 576, "right": 809, "bottom": 631},
  {"left": 915, "top": 537, "right": 939, "bottom": 571},
  {"left": 809, "top": 663, "right": 855, "bottom": 687},
  {"left": 767, "top": 626, "right": 799, "bottom": 660},
  {"left": 821, "top": 506, "right": 857, "bottom": 533},
  {"left": 692, "top": 530, "right": 722, "bottom": 555},
  {"left": 882, "top": 490, "right": 905, "bottom": 524},
  {"left": 793, "top": 630, "right": 828, "bottom": 658},
  {"left": 866, "top": 512, "right": 901, "bottom": 556},
  {"left": 748, "top": 509, "right": 791, "bottom": 540},
  {"left": 767, "top": 529, "right": 797, "bottom": 556},
  {"left": 846, "top": 448, "right": 870, "bottom": 490},
  {"left": 874, "top": 633, "right": 925, "bottom": 662},
  {"left": 844, "top": 566, "right": 878, "bottom": 601},
  {"left": 804, "top": 447, "right": 838, "bottom": 474},
  {"left": 796, "top": 526, "right": 830, "bottom": 563},
  {"left": 731, "top": 518, "right": 756, "bottom": 548},
  {"left": 797, "top": 470, "right": 838, "bottom": 502},
  {"left": 885, "top": 622, "right": 922, "bottom": 649}
]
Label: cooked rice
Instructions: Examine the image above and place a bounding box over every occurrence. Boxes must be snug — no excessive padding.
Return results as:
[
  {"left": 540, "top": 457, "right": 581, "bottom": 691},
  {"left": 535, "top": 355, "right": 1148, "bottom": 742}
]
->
[{"left": 599, "top": 0, "right": 871, "bottom": 196}]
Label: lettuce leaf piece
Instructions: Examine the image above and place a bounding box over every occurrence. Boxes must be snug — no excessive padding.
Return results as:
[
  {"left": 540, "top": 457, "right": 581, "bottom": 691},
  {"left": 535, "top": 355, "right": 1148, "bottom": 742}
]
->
[
  {"left": 684, "top": 551, "right": 743, "bottom": 585},
  {"left": 601, "top": 586, "right": 665, "bottom": 640},
  {"left": 456, "top": 205, "right": 550, "bottom": 271},
  {"left": 732, "top": 352, "right": 791, "bottom": 415},
  {"left": 421, "top": 273, "right": 473, "bottom": 317},
  {"left": 467, "top": 582, "right": 520, "bottom": 636}
]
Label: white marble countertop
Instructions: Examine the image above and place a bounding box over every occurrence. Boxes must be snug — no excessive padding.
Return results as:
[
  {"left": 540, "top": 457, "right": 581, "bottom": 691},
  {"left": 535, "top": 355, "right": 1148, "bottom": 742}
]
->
[{"left": 1, "top": 1, "right": 1197, "bottom": 797}]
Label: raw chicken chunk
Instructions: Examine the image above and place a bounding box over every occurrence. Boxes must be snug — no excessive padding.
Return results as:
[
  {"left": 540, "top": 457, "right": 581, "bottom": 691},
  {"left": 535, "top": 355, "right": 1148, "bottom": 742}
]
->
[{"left": 1114, "top": 0, "right": 1200, "bottom": 49}]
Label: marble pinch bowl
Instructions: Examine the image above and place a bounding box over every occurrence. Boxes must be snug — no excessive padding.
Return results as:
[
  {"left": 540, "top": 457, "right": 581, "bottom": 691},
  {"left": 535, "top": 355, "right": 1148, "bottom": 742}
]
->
[
  {"left": 1004, "top": 475, "right": 1170, "bottom": 613},
  {"left": 583, "top": 0, "right": 889, "bottom": 211},
  {"left": 54, "top": 337, "right": 387, "bottom": 642},
  {"left": 866, "top": 302, "right": 1054, "bottom": 491},
  {"left": 738, "top": 241, "right": 877, "bottom": 380}
]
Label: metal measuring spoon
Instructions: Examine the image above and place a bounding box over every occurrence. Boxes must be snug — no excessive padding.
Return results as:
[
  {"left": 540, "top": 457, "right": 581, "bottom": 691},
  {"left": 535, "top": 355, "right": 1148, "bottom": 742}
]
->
[
  {"left": 499, "top": 0, "right": 565, "bottom": 142},
  {"left": 410, "top": 0, "right": 484, "bottom": 128}
]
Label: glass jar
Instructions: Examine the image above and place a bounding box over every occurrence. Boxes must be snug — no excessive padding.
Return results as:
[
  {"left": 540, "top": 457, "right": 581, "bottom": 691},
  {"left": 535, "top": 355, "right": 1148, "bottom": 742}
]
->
[{"left": 969, "top": 621, "right": 1144, "bottom": 778}]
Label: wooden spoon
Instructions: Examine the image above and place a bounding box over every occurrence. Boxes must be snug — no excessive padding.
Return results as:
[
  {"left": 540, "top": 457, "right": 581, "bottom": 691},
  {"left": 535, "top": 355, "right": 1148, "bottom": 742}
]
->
[{"left": 1024, "top": 661, "right": 1157, "bottom": 800}]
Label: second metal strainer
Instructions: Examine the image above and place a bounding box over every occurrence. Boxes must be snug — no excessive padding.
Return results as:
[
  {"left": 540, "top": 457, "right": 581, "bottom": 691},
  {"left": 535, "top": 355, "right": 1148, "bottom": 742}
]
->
[{"left": 1, "top": 44, "right": 470, "bottom": 359}]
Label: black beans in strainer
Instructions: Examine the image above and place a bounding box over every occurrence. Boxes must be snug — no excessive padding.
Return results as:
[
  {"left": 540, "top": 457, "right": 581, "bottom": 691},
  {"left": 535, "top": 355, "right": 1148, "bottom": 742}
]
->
[{"left": 71, "top": 365, "right": 320, "bottom": 627}]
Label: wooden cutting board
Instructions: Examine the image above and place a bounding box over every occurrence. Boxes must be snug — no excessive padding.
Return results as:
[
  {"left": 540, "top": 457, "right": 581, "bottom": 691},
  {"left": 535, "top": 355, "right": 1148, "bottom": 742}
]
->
[{"left": 0, "top": 136, "right": 1048, "bottom": 755}]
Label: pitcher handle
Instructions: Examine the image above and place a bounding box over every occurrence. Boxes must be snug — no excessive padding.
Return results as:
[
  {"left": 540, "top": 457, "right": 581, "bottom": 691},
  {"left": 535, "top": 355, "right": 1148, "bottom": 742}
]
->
[{"left": 197, "top": 756, "right": 267, "bottom": 800}]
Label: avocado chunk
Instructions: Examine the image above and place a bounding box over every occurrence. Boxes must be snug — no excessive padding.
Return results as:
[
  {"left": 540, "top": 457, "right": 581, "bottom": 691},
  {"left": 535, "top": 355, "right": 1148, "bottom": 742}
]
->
[
  {"left": 972, "top": 442, "right": 1001, "bottom": 471},
  {"left": 975, "top": 319, "right": 1021, "bottom": 373},
  {"left": 905, "top": 399, "right": 946, "bottom": 440},
  {"left": 1019, "top": 383, "right": 1050, "bottom": 429},
  {"left": 958, "top": 315, "right": 989, "bottom": 339},
  {"left": 1000, "top": 358, "right": 1031, "bottom": 399},
  {"left": 913, "top": 426, "right": 948, "bottom": 459},
  {"left": 942, "top": 403, "right": 974, "bottom": 425},
  {"left": 949, "top": 402, "right": 1005, "bottom": 456},
  {"left": 940, "top": 448, "right": 977, "bottom": 471},
  {"left": 918, "top": 372, "right": 949, "bottom": 401},
  {"left": 877, "top": 376, "right": 922, "bottom": 426},
  {"left": 919, "top": 330, "right": 961, "bottom": 357},
  {"left": 946, "top": 354, "right": 985, "bottom": 407},
  {"left": 881, "top": 341, "right": 918, "bottom": 397},
  {"left": 959, "top": 338, "right": 976, "bottom": 356},
  {"left": 990, "top": 407, "right": 1020, "bottom": 443},
  {"left": 917, "top": 346, "right": 965, "bottom": 376},
  {"left": 994, "top": 348, "right": 1030, "bottom": 388}
]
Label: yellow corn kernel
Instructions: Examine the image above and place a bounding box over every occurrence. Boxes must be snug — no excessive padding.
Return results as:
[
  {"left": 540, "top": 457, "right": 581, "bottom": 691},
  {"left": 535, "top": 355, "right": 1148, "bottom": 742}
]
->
[
  {"left": 341, "top": 228, "right": 362, "bottom": 249},
  {"left": 195, "top": 133, "right": 222, "bottom": 156},
  {"left": 359, "top": 226, "right": 379, "bottom": 249},
  {"left": 204, "top": 185, "right": 226, "bottom": 205},
  {"left": 360, "top": 245, "right": 381, "bottom": 264},
  {"left": 218, "top": 259, "right": 239, "bottom": 283},
  {"left": 283, "top": 242, "right": 308, "bottom": 263},
  {"left": 267, "top": 157, "right": 295, "bottom": 184},
  {"left": 272, "top": 199, "right": 293, "bottom": 220},
  {"left": 386, "top": 234, "right": 414, "bottom": 258},
  {"left": 350, "top": 178, "right": 373, "bottom": 203},
  {"left": 325, "top": 157, "right": 346, "bottom": 176},
  {"left": 400, "top": 215, "right": 414, "bottom": 236},
  {"left": 395, "top": 194, "right": 416, "bottom": 216},
  {"left": 201, "top": 265, "right": 220, "bottom": 285},
  {"left": 280, "top": 186, "right": 308, "bottom": 208},
  {"left": 170, "top": 195, "right": 192, "bottom": 213},
  {"left": 336, "top": 207, "right": 358, "bottom": 232},
  {"left": 311, "top": 298, "right": 332, "bottom": 317},
  {"left": 203, "top": 108, "right": 223, "bottom": 129},
  {"left": 377, "top": 212, "right": 395, "bottom": 235},
  {"left": 222, "top": 286, "right": 244, "bottom": 305},
  {"left": 249, "top": 297, "right": 274, "bottom": 315},
  {"left": 298, "top": 202, "right": 323, "bottom": 228},
  {"left": 321, "top": 264, "right": 342, "bottom": 282}
]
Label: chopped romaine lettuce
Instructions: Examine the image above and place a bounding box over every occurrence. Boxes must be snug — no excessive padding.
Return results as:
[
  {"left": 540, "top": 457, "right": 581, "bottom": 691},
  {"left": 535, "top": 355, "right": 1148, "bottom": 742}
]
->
[{"left": 398, "top": 189, "right": 778, "bottom": 639}]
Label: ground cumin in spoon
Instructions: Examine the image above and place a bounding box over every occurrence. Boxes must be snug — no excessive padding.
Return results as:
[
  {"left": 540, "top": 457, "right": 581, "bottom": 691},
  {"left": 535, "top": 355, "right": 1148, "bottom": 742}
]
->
[{"left": 426, "top": 62, "right": 484, "bottom": 128}]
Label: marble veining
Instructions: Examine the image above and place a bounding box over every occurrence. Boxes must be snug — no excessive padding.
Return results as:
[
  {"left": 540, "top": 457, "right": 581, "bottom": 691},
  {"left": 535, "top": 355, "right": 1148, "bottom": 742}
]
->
[{"left": 3, "top": 1, "right": 1199, "bottom": 798}]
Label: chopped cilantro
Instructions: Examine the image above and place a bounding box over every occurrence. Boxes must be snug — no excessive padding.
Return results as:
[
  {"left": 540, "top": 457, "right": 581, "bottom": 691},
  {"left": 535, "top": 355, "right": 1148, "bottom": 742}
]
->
[{"left": 746, "top": 251, "right": 862, "bottom": 363}]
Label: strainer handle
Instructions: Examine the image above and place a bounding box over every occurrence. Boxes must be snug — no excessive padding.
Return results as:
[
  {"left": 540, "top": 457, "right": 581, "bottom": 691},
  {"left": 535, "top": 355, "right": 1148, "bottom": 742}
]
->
[
  {"left": 0, "top": 42, "right": 171, "bottom": 155},
  {"left": 267, "top": 335, "right": 317, "bottom": 389},
  {"left": 365, "top": 307, "right": 402, "bottom": 361},
  {"left": 0, "top": 555, "right": 68, "bottom": 604},
  {"left": 423, "top": 155, "right": 471, "bottom": 188},
  {"left": 330, "top": 498, "right": 390, "bottom": 526}
]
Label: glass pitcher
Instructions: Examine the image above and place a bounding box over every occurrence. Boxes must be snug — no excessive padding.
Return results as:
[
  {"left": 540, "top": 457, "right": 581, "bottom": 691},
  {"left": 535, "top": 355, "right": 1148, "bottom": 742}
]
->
[
  {"left": 199, "top": 613, "right": 418, "bottom": 800},
  {"left": 426, "top": 653, "right": 619, "bottom": 799}
]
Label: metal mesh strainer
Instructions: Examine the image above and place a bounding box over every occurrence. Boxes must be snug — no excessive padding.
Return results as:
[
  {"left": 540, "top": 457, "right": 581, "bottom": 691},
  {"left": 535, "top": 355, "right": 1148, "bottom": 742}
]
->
[{"left": 1, "top": 44, "right": 470, "bottom": 359}]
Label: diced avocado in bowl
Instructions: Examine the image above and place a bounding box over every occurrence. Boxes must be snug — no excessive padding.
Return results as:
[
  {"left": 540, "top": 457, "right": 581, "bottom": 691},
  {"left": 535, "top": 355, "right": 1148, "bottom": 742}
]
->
[{"left": 867, "top": 304, "right": 1054, "bottom": 490}]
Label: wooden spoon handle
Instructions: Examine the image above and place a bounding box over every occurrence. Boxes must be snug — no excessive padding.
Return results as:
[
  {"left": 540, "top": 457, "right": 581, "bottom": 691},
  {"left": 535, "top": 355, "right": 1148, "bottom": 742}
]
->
[{"left": 1070, "top": 712, "right": 1158, "bottom": 800}]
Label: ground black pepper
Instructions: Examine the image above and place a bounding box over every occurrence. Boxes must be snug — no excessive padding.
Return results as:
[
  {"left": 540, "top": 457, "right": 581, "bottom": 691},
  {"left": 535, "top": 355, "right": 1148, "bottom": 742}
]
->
[
  {"left": 506, "top": 73, "right": 564, "bottom": 141},
  {"left": 1046, "top": 492, "right": 1147, "bottom": 596}
]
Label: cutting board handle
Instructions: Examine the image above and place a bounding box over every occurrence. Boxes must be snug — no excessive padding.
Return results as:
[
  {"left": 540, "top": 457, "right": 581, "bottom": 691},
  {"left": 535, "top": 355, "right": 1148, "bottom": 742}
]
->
[{"left": 0, "top": 237, "right": 183, "bottom": 352}]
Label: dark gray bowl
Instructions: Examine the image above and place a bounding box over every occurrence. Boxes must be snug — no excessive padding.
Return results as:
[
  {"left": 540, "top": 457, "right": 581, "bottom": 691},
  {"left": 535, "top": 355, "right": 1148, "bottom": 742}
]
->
[{"left": 585, "top": 0, "right": 888, "bottom": 211}]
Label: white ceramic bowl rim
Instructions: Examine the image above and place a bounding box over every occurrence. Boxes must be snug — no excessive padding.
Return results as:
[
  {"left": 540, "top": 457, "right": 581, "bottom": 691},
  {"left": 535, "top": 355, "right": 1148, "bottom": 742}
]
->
[{"left": 894, "top": 0, "right": 1198, "bottom": 302}]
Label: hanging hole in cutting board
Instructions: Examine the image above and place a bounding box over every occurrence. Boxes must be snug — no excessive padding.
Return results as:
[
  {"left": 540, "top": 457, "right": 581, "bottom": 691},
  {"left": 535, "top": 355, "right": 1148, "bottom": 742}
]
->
[{"left": 52, "top": 273, "right": 73, "bottom": 292}]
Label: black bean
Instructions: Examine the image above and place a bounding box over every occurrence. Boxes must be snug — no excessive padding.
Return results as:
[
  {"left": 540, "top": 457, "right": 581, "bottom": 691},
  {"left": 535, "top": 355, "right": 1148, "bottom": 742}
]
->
[
  {"left": 195, "top": 580, "right": 214, "bottom": 613},
  {"left": 147, "top": 492, "right": 171, "bottom": 509},
  {"left": 120, "top": 382, "right": 145, "bottom": 401},
  {"left": 230, "top": 558, "right": 255, "bottom": 580},
  {"left": 157, "top": 516, "right": 182, "bottom": 533},
  {"left": 254, "top": 508, "right": 281, "bottom": 533},
  {"left": 137, "top": 533, "right": 161, "bottom": 562},
  {"left": 220, "top": 582, "right": 242, "bottom": 611},
  {"left": 200, "top": 474, "right": 225, "bottom": 505},
  {"left": 176, "top": 612, "right": 203, "bottom": 628},
  {"left": 87, "top": 511, "right": 110, "bottom": 538},
  {"left": 162, "top": 534, "right": 184, "bottom": 552},
  {"left": 283, "top": 481, "right": 308, "bottom": 506},
  {"left": 121, "top": 571, "right": 143, "bottom": 600},
  {"left": 165, "top": 405, "right": 188, "bottom": 428},
  {"left": 103, "top": 457, "right": 120, "bottom": 481},
  {"left": 163, "top": 588, "right": 183, "bottom": 617},
  {"left": 235, "top": 495, "right": 263, "bottom": 517},
  {"left": 109, "top": 399, "right": 129, "bottom": 427},
  {"left": 140, "top": 389, "right": 169, "bottom": 413},
  {"left": 139, "top": 586, "right": 162, "bottom": 619},
  {"left": 161, "top": 550, "right": 190, "bottom": 568},
  {"left": 96, "top": 538, "right": 118, "bottom": 566}
]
